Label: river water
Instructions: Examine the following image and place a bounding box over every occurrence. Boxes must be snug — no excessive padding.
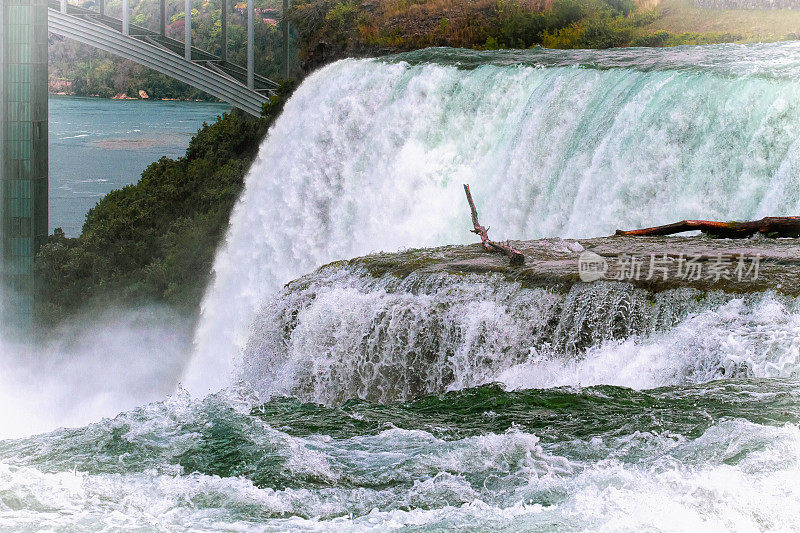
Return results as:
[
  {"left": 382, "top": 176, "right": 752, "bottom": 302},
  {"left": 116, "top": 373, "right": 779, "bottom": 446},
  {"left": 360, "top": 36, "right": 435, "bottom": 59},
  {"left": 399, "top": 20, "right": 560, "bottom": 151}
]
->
[
  {"left": 49, "top": 96, "right": 230, "bottom": 236},
  {"left": 3, "top": 42, "right": 800, "bottom": 530}
]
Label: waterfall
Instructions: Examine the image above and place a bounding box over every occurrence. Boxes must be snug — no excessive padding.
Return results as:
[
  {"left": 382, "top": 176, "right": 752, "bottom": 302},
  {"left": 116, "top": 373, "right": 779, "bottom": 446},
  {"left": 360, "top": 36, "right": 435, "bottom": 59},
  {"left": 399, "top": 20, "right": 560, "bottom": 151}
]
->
[{"left": 185, "top": 42, "right": 800, "bottom": 395}]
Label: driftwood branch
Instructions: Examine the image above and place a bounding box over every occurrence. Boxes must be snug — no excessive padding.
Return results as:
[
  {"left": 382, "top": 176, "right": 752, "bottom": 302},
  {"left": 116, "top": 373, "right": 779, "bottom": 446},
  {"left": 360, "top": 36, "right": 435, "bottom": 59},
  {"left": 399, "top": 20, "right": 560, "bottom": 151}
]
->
[
  {"left": 463, "top": 184, "right": 525, "bottom": 265},
  {"left": 615, "top": 217, "right": 800, "bottom": 239}
]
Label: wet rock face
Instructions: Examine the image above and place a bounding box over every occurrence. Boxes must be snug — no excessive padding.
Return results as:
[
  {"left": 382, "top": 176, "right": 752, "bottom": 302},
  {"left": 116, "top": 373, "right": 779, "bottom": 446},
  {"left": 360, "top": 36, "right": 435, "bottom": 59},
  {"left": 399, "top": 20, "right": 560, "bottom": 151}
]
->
[{"left": 350, "top": 236, "right": 800, "bottom": 296}]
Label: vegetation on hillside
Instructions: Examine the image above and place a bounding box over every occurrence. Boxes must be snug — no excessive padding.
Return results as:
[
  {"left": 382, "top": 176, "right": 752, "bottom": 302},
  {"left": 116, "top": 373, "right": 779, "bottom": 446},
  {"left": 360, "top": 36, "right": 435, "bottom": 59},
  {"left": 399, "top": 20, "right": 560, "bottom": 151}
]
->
[
  {"left": 35, "top": 83, "right": 295, "bottom": 323},
  {"left": 290, "top": 0, "right": 796, "bottom": 60},
  {"left": 642, "top": 0, "right": 800, "bottom": 43}
]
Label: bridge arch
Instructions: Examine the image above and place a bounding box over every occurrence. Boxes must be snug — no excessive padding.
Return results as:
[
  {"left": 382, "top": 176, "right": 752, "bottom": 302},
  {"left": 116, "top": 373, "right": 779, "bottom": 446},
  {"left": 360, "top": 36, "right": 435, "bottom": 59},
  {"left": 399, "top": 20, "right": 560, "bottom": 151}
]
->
[{"left": 49, "top": 1, "right": 284, "bottom": 116}]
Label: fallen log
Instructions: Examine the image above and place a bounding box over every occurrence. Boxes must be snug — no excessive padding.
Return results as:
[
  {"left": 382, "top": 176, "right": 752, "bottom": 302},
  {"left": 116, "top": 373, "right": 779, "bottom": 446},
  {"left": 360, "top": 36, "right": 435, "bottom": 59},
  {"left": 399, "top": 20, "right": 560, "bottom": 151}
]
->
[
  {"left": 615, "top": 216, "right": 800, "bottom": 239},
  {"left": 463, "top": 184, "right": 525, "bottom": 265}
]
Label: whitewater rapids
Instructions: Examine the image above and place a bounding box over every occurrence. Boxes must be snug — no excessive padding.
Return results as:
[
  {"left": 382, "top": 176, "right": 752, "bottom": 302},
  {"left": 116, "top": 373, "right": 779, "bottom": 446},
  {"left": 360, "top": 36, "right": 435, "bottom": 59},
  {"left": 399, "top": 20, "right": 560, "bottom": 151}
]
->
[{"left": 3, "top": 42, "right": 800, "bottom": 531}]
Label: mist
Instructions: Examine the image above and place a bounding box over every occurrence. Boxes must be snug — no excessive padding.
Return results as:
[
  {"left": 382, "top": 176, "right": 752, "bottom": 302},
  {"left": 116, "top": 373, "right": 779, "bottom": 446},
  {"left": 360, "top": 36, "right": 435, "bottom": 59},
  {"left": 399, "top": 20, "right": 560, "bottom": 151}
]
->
[{"left": 0, "top": 307, "right": 194, "bottom": 439}]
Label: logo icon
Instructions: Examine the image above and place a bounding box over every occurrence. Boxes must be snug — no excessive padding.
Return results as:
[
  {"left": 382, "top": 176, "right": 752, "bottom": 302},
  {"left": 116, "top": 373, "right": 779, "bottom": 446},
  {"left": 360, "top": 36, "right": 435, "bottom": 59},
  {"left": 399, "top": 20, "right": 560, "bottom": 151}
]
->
[{"left": 578, "top": 251, "right": 608, "bottom": 282}]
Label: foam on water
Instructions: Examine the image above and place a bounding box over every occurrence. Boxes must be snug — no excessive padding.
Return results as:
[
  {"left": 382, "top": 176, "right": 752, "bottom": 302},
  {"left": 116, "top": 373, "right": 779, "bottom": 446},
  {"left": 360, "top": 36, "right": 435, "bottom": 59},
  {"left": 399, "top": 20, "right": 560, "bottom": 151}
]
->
[
  {"left": 1, "top": 384, "right": 799, "bottom": 531},
  {"left": 187, "top": 42, "right": 800, "bottom": 394},
  {"left": 501, "top": 290, "right": 800, "bottom": 391}
]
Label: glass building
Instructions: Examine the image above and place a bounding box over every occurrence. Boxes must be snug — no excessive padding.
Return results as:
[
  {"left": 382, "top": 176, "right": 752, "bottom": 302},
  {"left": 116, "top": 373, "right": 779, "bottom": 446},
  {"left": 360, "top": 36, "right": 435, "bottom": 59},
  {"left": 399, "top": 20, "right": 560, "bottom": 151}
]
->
[{"left": 0, "top": 0, "right": 49, "bottom": 330}]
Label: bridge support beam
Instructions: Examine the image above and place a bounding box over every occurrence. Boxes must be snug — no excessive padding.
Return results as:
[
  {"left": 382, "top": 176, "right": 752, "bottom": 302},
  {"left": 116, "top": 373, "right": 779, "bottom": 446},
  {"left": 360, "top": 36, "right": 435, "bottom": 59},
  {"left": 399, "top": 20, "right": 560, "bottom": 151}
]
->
[
  {"left": 185, "top": 0, "right": 191, "bottom": 59},
  {"left": 247, "top": 0, "right": 253, "bottom": 89},
  {"left": 220, "top": 0, "right": 227, "bottom": 62},
  {"left": 98, "top": 0, "right": 104, "bottom": 17},
  {"left": 60, "top": 0, "right": 66, "bottom": 13},
  {"left": 1, "top": 0, "right": 49, "bottom": 331},
  {"left": 160, "top": 0, "right": 166, "bottom": 37},
  {"left": 122, "top": 0, "right": 128, "bottom": 35},
  {"left": 283, "top": 0, "right": 290, "bottom": 78}
]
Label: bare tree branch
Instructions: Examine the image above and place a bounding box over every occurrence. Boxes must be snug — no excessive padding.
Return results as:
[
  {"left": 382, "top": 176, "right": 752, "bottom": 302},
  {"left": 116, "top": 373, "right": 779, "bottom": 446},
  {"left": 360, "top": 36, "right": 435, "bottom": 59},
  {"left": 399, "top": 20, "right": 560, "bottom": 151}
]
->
[
  {"left": 463, "top": 184, "right": 525, "bottom": 265},
  {"left": 616, "top": 217, "right": 800, "bottom": 238}
]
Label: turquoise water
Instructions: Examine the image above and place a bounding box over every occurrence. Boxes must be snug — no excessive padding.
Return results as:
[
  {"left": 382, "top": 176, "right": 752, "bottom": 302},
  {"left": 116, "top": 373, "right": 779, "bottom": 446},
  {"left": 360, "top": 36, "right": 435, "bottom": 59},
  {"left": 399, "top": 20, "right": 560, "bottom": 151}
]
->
[
  {"left": 1, "top": 381, "right": 799, "bottom": 530},
  {"left": 49, "top": 96, "right": 230, "bottom": 236}
]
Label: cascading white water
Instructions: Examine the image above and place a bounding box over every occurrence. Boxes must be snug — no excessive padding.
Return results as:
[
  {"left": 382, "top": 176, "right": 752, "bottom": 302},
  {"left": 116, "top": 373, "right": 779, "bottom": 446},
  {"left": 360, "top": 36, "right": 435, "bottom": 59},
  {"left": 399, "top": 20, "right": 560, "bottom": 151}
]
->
[
  {"left": 186, "top": 42, "right": 800, "bottom": 395},
  {"left": 237, "top": 262, "right": 800, "bottom": 404}
]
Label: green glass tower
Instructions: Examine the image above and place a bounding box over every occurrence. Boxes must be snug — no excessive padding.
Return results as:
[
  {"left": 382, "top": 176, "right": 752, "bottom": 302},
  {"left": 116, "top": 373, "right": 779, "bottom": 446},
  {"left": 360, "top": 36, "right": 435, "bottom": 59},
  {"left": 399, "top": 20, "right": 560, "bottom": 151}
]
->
[{"left": 0, "top": 0, "right": 49, "bottom": 329}]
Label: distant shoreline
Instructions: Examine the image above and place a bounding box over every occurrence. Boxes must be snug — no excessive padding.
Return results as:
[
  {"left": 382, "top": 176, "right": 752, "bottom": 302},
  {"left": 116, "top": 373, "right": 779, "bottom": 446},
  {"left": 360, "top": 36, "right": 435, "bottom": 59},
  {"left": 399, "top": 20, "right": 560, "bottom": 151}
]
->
[{"left": 48, "top": 91, "right": 221, "bottom": 103}]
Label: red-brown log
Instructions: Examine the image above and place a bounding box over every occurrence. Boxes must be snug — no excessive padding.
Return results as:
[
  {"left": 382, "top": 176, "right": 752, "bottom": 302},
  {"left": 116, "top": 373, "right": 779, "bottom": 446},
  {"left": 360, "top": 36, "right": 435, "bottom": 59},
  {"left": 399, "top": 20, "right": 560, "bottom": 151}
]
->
[
  {"left": 615, "top": 217, "right": 800, "bottom": 238},
  {"left": 463, "top": 184, "right": 525, "bottom": 265}
]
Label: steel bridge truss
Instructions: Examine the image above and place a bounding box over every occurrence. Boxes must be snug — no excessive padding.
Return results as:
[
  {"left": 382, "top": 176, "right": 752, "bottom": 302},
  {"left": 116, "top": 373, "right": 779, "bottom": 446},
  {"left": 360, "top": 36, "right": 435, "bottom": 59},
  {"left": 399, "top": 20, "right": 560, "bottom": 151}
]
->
[{"left": 49, "top": 0, "right": 284, "bottom": 116}]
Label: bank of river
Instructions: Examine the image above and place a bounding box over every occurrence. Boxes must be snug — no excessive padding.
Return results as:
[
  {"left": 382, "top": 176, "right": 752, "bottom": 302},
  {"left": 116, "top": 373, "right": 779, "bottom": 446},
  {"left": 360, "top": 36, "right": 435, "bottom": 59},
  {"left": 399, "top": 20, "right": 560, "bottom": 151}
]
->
[{"left": 49, "top": 96, "right": 230, "bottom": 236}]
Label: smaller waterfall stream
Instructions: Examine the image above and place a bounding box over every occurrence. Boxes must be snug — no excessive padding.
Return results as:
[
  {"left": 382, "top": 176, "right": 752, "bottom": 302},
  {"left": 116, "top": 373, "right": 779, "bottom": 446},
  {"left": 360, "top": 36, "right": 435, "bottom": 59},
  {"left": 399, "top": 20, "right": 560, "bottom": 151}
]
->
[{"left": 239, "top": 262, "right": 800, "bottom": 404}]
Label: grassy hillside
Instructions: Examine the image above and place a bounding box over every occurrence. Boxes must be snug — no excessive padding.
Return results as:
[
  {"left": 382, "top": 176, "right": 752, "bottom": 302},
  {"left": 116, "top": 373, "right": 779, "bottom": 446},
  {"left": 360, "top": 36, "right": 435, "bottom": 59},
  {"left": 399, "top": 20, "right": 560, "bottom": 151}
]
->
[
  {"left": 292, "top": 0, "right": 645, "bottom": 53},
  {"left": 291, "top": 0, "right": 800, "bottom": 62},
  {"left": 642, "top": 0, "right": 800, "bottom": 42}
]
